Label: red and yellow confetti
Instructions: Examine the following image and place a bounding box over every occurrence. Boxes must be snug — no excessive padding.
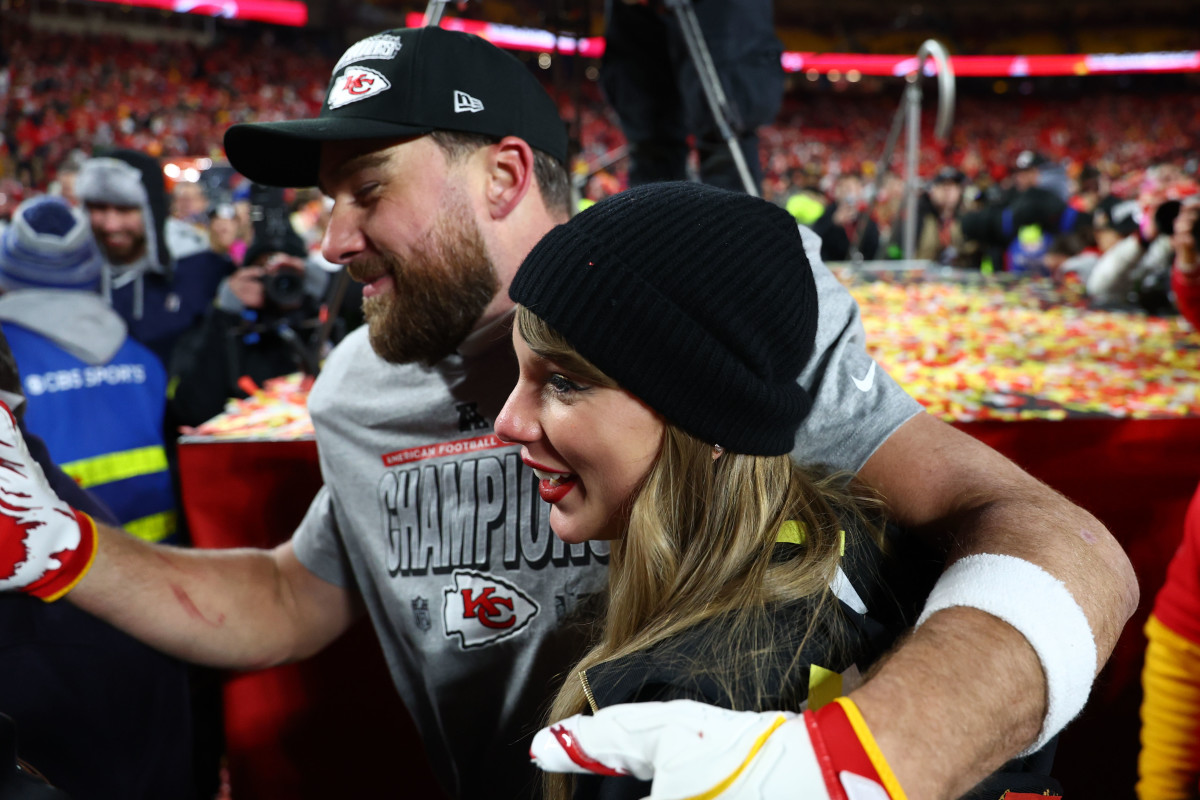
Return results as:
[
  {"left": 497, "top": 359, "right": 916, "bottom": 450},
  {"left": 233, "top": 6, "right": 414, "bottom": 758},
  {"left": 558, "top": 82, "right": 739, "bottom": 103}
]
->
[{"left": 846, "top": 273, "right": 1200, "bottom": 422}]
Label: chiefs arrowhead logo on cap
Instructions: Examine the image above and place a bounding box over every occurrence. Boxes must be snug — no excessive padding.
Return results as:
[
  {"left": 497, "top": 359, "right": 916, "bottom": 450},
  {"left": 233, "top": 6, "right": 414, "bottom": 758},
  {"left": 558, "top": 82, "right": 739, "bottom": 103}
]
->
[{"left": 327, "top": 66, "right": 392, "bottom": 110}]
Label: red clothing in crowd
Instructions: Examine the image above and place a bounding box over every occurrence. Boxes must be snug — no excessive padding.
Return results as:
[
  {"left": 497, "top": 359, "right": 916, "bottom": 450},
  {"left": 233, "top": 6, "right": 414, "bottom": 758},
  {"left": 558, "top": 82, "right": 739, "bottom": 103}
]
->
[{"left": 1171, "top": 267, "right": 1200, "bottom": 329}]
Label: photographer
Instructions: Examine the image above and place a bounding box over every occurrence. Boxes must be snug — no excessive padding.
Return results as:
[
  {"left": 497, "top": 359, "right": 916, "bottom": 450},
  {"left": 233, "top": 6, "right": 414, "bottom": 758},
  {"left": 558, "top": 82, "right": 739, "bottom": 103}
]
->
[
  {"left": 810, "top": 171, "right": 880, "bottom": 262},
  {"left": 1086, "top": 197, "right": 1180, "bottom": 312},
  {"left": 167, "top": 188, "right": 334, "bottom": 427}
]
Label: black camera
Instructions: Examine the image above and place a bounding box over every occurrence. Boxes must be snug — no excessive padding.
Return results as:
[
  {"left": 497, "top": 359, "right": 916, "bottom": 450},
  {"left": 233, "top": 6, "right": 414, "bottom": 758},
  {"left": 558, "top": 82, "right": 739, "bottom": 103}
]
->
[
  {"left": 261, "top": 267, "right": 307, "bottom": 310},
  {"left": 1153, "top": 199, "right": 1200, "bottom": 242},
  {"left": 246, "top": 184, "right": 310, "bottom": 313}
]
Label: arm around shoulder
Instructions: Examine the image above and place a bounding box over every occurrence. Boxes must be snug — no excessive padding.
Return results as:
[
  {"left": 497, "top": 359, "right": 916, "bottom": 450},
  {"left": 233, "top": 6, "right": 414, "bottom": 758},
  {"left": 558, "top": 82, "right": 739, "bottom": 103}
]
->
[{"left": 849, "top": 411, "right": 1138, "bottom": 798}]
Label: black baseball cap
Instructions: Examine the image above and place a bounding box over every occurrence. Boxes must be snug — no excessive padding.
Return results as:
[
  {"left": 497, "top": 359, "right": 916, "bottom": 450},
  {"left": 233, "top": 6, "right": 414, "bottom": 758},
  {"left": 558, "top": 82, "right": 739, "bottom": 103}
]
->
[
  {"left": 1014, "top": 150, "right": 1049, "bottom": 171},
  {"left": 931, "top": 166, "right": 965, "bottom": 185},
  {"left": 223, "top": 27, "right": 568, "bottom": 188},
  {"left": 1093, "top": 195, "right": 1141, "bottom": 237}
]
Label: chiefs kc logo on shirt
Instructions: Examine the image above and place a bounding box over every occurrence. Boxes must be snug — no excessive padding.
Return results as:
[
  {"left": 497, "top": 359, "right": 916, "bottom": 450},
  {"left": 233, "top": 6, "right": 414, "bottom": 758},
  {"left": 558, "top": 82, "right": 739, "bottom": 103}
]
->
[{"left": 443, "top": 569, "right": 538, "bottom": 649}]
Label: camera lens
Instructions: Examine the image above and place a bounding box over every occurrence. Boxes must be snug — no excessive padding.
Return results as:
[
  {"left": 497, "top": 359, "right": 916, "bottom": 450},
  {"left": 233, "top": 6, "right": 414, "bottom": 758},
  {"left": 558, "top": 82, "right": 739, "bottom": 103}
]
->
[{"left": 264, "top": 270, "right": 306, "bottom": 309}]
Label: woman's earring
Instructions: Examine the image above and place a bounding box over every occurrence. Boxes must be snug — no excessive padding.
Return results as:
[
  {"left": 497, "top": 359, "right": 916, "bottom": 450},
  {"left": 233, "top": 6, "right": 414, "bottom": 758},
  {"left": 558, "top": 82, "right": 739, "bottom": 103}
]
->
[{"left": 712, "top": 444, "right": 725, "bottom": 460}]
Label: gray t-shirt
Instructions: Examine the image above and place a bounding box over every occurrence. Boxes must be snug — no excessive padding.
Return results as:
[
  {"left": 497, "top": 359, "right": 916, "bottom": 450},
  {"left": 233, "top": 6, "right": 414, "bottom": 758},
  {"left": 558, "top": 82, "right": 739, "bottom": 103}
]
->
[{"left": 293, "top": 227, "right": 920, "bottom": 798}]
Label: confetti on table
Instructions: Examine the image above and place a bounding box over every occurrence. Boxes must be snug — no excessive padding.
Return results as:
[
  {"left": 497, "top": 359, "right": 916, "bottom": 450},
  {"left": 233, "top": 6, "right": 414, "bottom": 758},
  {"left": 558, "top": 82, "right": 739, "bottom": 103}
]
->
[
  {"left": 184, "top": 372, "right": 315, "bottom": 441},
  {"left": 842, "top": 271, "right": 1200, "bottom": 422},
  {"left": 182, "top": 272, "right": 1200, "bottom": 439}
]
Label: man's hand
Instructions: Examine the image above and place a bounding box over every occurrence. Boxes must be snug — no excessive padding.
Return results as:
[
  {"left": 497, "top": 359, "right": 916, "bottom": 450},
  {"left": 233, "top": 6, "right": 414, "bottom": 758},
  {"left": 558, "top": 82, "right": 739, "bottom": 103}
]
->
[
  {"left": 227, "top": 264, "right": 268, "bottom": 309},
  {"left": 530, "top": 698, "right": 905, "bottom": 800},
  {"left": 0, "top": 403, "right": 97, "bottom": 601}
]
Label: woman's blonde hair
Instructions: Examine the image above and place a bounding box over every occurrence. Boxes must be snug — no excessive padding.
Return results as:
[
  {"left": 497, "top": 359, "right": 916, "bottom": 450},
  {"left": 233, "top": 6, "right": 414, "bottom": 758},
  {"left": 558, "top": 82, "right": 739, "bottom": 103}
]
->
[{"left": 517, "top": 307, "right": 884, "bottom": 800}]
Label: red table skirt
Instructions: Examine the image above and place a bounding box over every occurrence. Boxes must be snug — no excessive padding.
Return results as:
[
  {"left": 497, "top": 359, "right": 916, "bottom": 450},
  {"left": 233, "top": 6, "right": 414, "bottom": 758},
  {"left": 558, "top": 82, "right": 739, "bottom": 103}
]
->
[
  {"left": 178, "top": 438, "right": 447, "bottom": 800},
  {"left": 180, "top": 417, "right": 1200, "bottom": 799},
  {"left": 952, "top": 417, "right": 1200, "bottom": 799}
]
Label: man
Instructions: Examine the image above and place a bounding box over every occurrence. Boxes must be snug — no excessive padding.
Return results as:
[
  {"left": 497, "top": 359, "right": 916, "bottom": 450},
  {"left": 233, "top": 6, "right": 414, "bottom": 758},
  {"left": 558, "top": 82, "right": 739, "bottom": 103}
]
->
[
  {"left": 168, "top": 186, "right": 333, "bottom": 427},
  {"left": 171, "top": 180, "right": 210, "bottom": 230},
  {"left": 0, "top": 27, "right": 1136, "bottom": 800},
  {"left": 0, "top": 195, "right": 180, "bottom": 546},
  {"left": 908, "top": 166, "right": 966, "bottom": 263},
  {"left": 204, "top": 199, "right": 242, "bottom": 263},
  {"left": 0, "top": 201, "right": 196, "bottom": 800},
  {"left": 810, "top": 170, "right": 880, "bottom": 262},
  {"left": 76, "top": 149, "right": 230, "bottom": 369}
]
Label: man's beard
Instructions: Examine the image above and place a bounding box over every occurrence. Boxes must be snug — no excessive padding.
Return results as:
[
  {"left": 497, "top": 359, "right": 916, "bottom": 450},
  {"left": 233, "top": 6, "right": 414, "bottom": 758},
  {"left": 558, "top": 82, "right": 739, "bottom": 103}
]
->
[
  {"left": 357, "top": 204, "right": 499, "bottom": 366},
  {"left": 99, "top": 232, "right": 147, "bottom": 266}
]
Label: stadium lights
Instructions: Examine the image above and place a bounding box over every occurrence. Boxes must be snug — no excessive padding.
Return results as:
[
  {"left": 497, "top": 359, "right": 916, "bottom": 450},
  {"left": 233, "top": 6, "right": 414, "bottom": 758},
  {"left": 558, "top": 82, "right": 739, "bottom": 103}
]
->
[
  {"left": 405, "top": 12, "right": 1200, "bottom": 77},
  {"left": 83, "top": 0, "right": 307, "bottom": 26}
]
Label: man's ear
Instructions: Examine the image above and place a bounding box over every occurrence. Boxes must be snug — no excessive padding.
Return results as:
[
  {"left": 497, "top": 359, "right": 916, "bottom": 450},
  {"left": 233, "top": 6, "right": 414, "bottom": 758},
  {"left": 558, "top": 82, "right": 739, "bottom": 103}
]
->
[{"left": 484, "top": 136, "right": 536, "bottom": 221}]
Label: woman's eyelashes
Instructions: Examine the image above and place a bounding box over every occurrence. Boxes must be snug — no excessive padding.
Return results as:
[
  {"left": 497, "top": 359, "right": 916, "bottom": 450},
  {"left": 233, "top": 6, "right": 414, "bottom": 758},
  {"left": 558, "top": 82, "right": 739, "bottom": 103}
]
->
[{"left": 545, "top": 373, "right": 589, "bottom": 399}]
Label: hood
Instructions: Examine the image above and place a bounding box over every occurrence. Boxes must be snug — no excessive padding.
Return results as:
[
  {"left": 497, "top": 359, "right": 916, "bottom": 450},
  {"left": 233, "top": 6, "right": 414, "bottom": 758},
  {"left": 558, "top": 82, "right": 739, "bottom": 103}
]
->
[
  {"left": 77, "top": 149, "right": 173, "bottom": 279},
  {"left": 0, "top": 290, "right": 128, "bottom": 365}
]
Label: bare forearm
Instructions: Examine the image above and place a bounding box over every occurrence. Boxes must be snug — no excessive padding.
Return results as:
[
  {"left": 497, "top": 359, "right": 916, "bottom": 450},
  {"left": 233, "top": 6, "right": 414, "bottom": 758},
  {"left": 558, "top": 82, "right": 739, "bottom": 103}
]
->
[
  {"left": 931, "top": 478, "right": 1138, "bottom": 670},
  {"left": 857, "top": 415, "right": 1140, "bottom": 796},
  {"left": 871, "top": 490, "right": 1136, "bottom": 798},
  {"left": 68, "top": 523, "right": 350, "bottom": 670},
  {"left": 866, "top": 415, "right": 1138, "bottom": 667},
  {"left": 853, "top": 608, "right": 1043, "bottom": 799}
]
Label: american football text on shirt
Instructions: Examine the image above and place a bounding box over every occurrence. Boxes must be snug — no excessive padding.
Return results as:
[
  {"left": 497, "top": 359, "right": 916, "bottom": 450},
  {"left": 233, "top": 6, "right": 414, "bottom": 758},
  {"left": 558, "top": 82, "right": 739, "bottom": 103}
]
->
[{"left": 377, "top": 435, "right": 608, "bottom": 649}]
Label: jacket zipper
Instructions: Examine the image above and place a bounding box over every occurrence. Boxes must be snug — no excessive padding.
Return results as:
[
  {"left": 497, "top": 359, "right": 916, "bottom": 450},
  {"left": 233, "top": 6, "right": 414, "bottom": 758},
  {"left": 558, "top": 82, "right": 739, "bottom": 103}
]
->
[{"left": 578, "top": 669, "right": 599, "bottom": 714}]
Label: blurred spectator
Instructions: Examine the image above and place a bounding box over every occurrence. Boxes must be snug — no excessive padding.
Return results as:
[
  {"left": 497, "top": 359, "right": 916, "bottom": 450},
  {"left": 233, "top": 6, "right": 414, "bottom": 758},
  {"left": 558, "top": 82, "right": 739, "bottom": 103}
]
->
[
  {"left": 0, "top": 324, "right": 196, "bottom": 800},
  {"left": 783, "top": 163, "right": 828, "bottom": 225},
  {"left": 906, "top": 166, "right": 966, "bottom": 263},
  {"left": 871, "top": 171, "right": 908, "bottom": 254},
  {"left": 980, "top": 150, "right": 1047, "bottom": 210},
  {"left": 205, "top": 199, "right": 241, "bottom": 264},
  {"left": 0, "top": 195, "right": 180, "bottom": 545},
  {"left": 168, "top": 186, "right": 334, "bottom": 427},
  {"left": 0, "top": 179, "right": 26, "bottom": 224},
  {"left": 1086, "top": 198, "right": 1177, "bottom": 311},
  {"left": 46, "top": 149, "right": 87, "bottom": 207},
  {"left": 1092, "top": 195, "right": 1144, "bottom": 254},
  {"left": 75, "top": 149, "right": 230, "bottom": 369},
  {"left": 171, "top": 180, "right": 209, "bottom": 229},
  {"left": 165, "top": 180, "right": 214, "bottom": 259},
  {"left": 1045, "top": 229, "right": 1099, "bottom": 284},
  {"left": 957, "top": 183, "right": 1088, "bottom": 273},
  {"left": 811, "top": 171, "right": 880, "bottom": 261},
  {"left": 1071, "top": 163, "right": 1107, "bottom": 215},
  {"left": 221, "top": 181, "right": 254, "bottom": 266},
  {"left": 1013, "top": 150, "right": 1049, "bottom": 191}
]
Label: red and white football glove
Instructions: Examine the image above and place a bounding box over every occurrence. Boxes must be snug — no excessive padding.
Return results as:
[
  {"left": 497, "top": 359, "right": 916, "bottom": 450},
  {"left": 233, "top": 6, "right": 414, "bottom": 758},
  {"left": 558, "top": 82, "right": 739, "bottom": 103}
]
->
[
  {"left": 530, "top": 697, "right": 906, "bottom": 800},
  {"left": 0, "top": 403, "right": 97, "bottom": 601}
]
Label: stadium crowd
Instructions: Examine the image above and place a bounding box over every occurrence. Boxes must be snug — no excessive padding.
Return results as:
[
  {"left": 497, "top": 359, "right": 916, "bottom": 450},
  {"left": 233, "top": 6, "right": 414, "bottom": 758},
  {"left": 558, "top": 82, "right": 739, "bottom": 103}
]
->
[
  {"left": 0, "top": 14, "right": 1198, "bottom": 800},
  {"left": 4, "top": 21, "right": 1200, "bottom": 303}
]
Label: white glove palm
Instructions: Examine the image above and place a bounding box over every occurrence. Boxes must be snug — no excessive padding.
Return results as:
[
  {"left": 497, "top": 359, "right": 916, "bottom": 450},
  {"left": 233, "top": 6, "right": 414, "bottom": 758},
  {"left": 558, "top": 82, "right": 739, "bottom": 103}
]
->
[{"left": 530, "top": 698, "right": 905, "bottom": 800}]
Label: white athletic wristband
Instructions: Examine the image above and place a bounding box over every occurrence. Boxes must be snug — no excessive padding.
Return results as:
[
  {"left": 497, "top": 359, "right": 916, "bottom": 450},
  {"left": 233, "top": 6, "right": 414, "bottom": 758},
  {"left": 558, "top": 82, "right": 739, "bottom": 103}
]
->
[{"left": 916, "top": 553, "right": 1097, "bottom": 754}]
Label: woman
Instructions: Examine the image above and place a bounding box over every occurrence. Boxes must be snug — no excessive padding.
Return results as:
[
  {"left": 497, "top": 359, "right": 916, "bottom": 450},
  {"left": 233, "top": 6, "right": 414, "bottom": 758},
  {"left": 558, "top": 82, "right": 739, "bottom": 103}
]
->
[{"left": 494, "top": 182, "right": 914, "bottom": 800}]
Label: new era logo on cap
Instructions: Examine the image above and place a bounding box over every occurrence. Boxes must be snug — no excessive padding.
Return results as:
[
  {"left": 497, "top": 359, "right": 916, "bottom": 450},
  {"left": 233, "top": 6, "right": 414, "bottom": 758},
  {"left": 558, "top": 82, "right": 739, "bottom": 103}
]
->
[
  {"left": 328, "top": 66, "right": 392, "bottom": 109},
  {"left": 454, "top": 90, "right": 484, "bottom": 114}
]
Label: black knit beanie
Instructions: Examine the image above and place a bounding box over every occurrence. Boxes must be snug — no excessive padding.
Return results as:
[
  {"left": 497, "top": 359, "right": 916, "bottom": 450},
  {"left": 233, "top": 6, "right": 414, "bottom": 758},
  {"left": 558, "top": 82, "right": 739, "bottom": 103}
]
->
[{"left": 510, "top": 182, "right": 818, "bottom": 456}]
